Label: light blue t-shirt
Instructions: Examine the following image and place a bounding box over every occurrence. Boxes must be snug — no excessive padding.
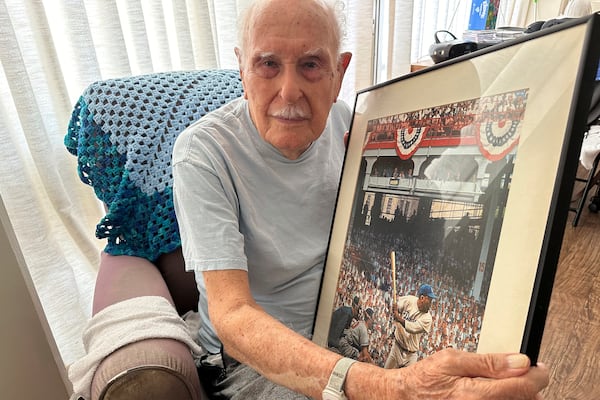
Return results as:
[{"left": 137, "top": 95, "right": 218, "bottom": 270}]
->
[{"left": 172, "top": 97, "right": 351, "bottom": 353}]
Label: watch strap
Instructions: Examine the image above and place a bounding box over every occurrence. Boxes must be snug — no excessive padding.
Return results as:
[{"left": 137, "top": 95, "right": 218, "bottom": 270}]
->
[{"left": 323, "top": 357, "right": 357, "bottom": 399}]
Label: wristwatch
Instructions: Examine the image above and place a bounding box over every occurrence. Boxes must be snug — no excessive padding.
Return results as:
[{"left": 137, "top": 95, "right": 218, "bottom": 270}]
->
[{"left": 322, "top": 357, "right": 357, "bottom": 400}]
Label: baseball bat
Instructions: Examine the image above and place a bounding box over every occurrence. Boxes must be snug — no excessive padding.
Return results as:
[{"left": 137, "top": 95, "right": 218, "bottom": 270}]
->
[{"left": 390, "top": 250, "right": 396, "bottom": 305}]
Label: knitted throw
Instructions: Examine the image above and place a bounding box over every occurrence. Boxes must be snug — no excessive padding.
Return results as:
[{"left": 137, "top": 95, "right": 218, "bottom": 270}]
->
[{"left": 65, "top": 70, "right": 244, "bottom": 261}]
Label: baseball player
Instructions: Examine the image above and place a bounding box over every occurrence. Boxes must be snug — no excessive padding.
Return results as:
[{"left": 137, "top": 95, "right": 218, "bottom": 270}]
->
[
  {"left": 384, "top": 284, "right": 436, "bottom": 369},
  {"left": 336, "top": 307, "right": 375, "bottom": 363}
]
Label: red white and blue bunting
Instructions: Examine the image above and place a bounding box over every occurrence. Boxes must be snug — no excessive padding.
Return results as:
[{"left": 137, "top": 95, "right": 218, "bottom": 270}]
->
[
  {"left": 474, "top": 120, "right": 521, "bottom": 161},
  {"left": 395, "top": 126, "right": 428, "bottom": 160}
]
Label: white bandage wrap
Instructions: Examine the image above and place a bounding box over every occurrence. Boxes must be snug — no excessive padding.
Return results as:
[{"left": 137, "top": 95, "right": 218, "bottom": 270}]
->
[{"left": 67, "top": 296, "right": 203, "bottom": 400}]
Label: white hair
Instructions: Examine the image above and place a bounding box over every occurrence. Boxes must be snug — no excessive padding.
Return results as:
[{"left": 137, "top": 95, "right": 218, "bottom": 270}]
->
[{"left": 236, "top": 0, "right": 347, "bottom": 67}]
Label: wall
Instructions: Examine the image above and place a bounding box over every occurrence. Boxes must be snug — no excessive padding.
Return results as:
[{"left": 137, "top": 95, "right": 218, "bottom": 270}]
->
[{"left": 0, "top": 195, "right": 70, "bottom": 399}]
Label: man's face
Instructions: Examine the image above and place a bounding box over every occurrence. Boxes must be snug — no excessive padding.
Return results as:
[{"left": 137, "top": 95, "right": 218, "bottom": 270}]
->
[
  {"left": 237, "top": 1, "right": 351, "bottom": 160},
  {"left": 418, "top": 295, "right": 433, "bottom": 313}
]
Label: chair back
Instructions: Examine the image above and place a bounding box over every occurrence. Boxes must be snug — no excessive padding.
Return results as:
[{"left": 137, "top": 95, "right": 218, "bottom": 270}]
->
[{"left": 65, "top": 70, "right": 244, "bottom": 261}]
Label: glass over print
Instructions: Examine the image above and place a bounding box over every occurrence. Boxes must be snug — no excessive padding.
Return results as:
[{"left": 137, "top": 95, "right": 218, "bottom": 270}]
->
[{"left": 313, "top": 15, "right": 600, "bottom": 365}]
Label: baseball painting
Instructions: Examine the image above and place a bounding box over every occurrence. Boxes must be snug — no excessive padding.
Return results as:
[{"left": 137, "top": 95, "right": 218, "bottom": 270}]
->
[{"left": 313, "top": 17, "right": 599, "bottom": 366}]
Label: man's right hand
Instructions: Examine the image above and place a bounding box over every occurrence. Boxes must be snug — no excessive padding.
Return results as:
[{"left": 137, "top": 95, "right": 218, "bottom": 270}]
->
[{"left": 345, "top": 348, "right": 549, "bottom": 399}]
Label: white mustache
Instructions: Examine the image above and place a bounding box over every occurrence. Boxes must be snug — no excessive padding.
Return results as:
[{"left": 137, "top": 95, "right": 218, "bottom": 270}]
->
[{"left": 270, "top": 105, "right": 311, "bottom": 120}]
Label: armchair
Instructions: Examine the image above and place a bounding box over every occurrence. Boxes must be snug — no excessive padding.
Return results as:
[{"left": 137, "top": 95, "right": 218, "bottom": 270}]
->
[{"left": 65, "top": 70, "right": 244, "bottom": 400}]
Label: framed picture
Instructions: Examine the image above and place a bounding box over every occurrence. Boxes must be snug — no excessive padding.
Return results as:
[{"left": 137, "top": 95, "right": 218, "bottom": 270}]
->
[{"left": 313, "top": 14, "right": 600, "bottom": 366}]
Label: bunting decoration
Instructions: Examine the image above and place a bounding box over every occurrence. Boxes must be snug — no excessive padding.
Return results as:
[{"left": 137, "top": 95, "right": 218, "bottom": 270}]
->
[
  {"left": 395, "top": 126, "right": 428, "bottom": 159},
  {"left": 475, "top": 119, "right": 521, "bottom": 161}
]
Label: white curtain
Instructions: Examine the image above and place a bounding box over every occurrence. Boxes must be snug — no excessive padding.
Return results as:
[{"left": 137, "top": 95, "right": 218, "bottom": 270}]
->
[{"left": 1, "top": 0, "right": 104, "bottom": 368}]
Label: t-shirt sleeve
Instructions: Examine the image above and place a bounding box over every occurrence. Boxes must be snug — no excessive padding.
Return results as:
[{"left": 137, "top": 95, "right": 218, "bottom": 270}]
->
[{"left": 172, "top": 127, "right": 248, "bottom": 273}]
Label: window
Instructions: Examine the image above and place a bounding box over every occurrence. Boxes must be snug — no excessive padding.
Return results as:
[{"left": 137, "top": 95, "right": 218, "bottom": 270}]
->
[{"left": 374, "top": 0, "right": 476, "bottom": 83}]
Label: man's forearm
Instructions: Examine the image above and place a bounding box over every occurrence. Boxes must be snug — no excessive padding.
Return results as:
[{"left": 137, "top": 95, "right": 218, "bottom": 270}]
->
[
  {"left": 204, "top": 269, "right": 343, "bottom": 398},
  {"left": 216, "top": 301, "right": 340, "bottom": 397},
  {"left": 216, "top": 303, "right": 395, "bottom": 399}
]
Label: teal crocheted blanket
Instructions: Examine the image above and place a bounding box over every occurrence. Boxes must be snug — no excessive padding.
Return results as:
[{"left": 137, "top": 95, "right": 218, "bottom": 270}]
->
[{"left": 65, "top": 70, "right": 244, "bottom": 261}]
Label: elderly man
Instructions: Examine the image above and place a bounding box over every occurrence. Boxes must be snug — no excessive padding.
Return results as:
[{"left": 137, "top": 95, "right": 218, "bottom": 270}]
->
[{"left": 172, "top": 0, "right": 549, "bottom": 399}]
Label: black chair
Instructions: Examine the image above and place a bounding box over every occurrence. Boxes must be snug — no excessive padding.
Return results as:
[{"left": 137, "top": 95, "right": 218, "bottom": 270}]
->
[{"left": 570, "top": 80, "right": 600, "bottom": 226}]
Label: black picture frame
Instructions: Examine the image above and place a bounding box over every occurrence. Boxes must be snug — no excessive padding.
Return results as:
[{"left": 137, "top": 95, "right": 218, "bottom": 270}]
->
[{"left": 313, "top": 14, "right": 600, "bottom": 366}]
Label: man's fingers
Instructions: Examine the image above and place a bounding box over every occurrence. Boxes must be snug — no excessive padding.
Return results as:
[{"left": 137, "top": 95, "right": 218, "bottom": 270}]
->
[
  {"left": 430, "top": 349, "right": 533, "bottom": 379},
  {"left": 467, "top": 363, "right": 549, "bottom": 400},
  {"left": 397, "top": 350, "right": 549, "bottom": 399},
  {"left": 434, "top": 350, "right": 549, "bottom": 398}
]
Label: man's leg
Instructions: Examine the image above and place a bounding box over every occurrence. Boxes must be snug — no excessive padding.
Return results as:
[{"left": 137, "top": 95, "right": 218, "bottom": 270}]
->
[
  {"left": 384, "top": 343, "right": 400, "bottom": 369},
  {"left": 404, "top": 351, "right": 419, "bottom": 368},
  {"left": 198, "top": 354, "right": 309, "bottom": 400}
]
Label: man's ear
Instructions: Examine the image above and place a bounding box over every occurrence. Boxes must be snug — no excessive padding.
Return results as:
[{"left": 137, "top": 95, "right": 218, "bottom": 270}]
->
[
  {"left": 234, "top": 47, "right": 243, "bottom": 72},
  {"left": 234, "top": 47, "right": 248, "bottom": 99},
  {"left": 333, "top": 52, "right": 353, "bottom": 102},
  {"left": 339, "top": 52, "right": 352, "bottom": 73}
]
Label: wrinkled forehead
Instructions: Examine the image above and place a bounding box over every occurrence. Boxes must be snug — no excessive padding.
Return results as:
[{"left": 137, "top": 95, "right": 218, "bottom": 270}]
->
[
  {"left": 247, "top": 1, "right": 338, "bottom": 55},
  {"left": 252, "top": 0, "right": 334, "bottom": 26}
]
